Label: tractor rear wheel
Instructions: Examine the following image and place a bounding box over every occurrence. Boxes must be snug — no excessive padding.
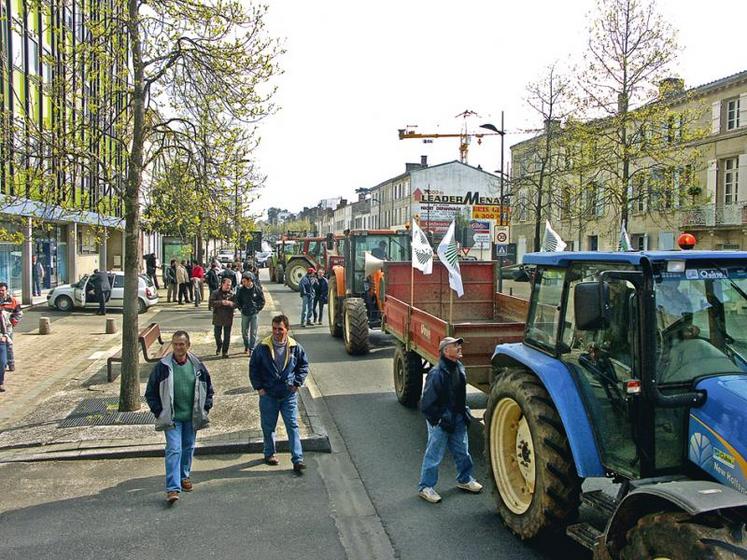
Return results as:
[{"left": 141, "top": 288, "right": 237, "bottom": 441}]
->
[
  {"left": 343, "top": 298, "right": 369, "bottom": 355},
  {"left": 484, "top": 367, "right": 581, "bottom": 539},
  {"left": 328, "top": 276, "right": 343, "bottom": 338},
  {"left": 393, "top": 343, "right": 424, "bottom": 407},
  {"left": 285, "top": 260, "right": 306, "bottom": 292},
  {"left": 620, "top": 512, "right": 746, "bottom": 560}
]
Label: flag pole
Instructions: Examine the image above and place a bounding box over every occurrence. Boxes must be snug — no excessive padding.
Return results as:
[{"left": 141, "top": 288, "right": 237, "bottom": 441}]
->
[{"left": 449, "top": 287, "right": 453, "bottom": 330}]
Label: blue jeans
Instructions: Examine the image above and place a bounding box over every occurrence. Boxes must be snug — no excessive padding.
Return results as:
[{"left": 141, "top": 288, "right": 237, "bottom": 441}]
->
[
  {"left": 241, "top": 313, "right": 259, "bottom": 350},
  {"left": 259, "top": 392, "right": 303, "bottom": 464},
  {"left": 301, "top": 294, "right": 313, "bottom": 324},
  {"left": 418, "top": 416, "right": 474, "bottom": 490},
  {"left": 0, "top": 341, "right": 7, "bottom": 385},
  {"left": 164, "top": 420, "right": 196, "bottom": 492},
  {"left": 33, "top": 276, "right": 42, "bottom": 296}
]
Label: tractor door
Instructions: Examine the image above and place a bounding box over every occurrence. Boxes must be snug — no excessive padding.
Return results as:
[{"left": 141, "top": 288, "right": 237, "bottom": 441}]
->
[{"left": 559, "top": 262, "right": 642, "bottom": 479}]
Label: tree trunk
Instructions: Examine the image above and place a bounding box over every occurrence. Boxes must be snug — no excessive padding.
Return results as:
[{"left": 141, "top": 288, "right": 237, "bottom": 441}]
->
[{"left": 119, "top": 0, "right": 146, "bottom": 412}]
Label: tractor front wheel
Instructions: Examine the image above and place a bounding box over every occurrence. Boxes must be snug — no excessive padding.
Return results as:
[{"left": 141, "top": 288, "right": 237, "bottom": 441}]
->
[
  {"left": 285, "top": 261, "right": 306, "bottom": 292},
  {"left": 620, "top": 512, "right": 747, "bottom": 560},
  {"left": 393, "top": 343, "right": 424, "bottom": 407},
  {"left": 484, "top": 367, "right": 581, "bottom": 539},
  {"left": 328, "top": 276, "right": 343, "bottom": 338},
  {"left": 343, "top": 298, "right": 369, "bottom": 355}
]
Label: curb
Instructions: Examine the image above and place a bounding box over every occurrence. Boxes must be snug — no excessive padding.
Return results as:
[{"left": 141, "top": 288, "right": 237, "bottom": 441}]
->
[{"left": 0, "top": 431, "right": 331, "bottom": 463}]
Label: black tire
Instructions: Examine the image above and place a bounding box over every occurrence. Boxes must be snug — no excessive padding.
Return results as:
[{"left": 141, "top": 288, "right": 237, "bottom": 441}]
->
[
  {"left": 484, "top": 367, "right": 581, "bottom": 539},
  {"left": 328, "top": 276, "right": 343, "bottom": 338},
  {"left": 285, "top": 260, "right": 307, "bottom": 292},
  {"left": 56, "top": 295, "right": 73, "bottom": 312},
  {"left": 620, "top": 512, "right": 747, "bottom": 560},
  {"left": 393, "top": 343, "right": 424, "bottom": 407},
  {"left": 138, "top": 299, "right": 147, "bottom": 314},
  {"left": 276, "top": 264, "right": 284, "bottom": 284},
  {"left": 343, "top": 298, "right": 369, "bottom": 355}
]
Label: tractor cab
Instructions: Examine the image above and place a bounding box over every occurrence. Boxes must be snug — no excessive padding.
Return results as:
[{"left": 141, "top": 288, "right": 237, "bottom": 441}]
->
[{"left": 341, "top": 230, "right": 411, "bottom": 315}]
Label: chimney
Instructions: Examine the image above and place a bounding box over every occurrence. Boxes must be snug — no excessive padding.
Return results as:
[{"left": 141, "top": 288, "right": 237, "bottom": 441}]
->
[
  {"left": 658, "top": 77, "right": 685, "bottom": 98},
  {"left": 420, "top": 155, "right": 428, "bottom": 167}
]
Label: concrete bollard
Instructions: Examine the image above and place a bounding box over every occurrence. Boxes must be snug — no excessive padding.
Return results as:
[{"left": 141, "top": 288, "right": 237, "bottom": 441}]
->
[
  {"left": 39, "top": 317, "right": 51, "bottom": 335},
  {"left": 105, "top": 318, "right": 117, "bottom": 334}
]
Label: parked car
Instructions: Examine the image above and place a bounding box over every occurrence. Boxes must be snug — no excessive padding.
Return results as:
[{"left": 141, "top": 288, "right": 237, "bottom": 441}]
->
[
  {"left": 216, "top": 249, "right": 234, "bottom": 264},
  {"left": 255, "top": 251, "right": 272, "bottom": 268},
  {"left": 47, "top": 272, "right": 158, "bottom": 314}
]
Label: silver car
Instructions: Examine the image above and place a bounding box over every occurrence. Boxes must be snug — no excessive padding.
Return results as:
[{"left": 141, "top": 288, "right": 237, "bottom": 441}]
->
[{"left": 47, "top": 272, "right": 158, "bottom": 314}]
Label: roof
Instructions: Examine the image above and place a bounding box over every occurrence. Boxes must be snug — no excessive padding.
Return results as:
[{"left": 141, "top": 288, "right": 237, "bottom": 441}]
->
[
  {"left": 370, "top": 160, "right": 500, "bottom": 191},
  {"left": 523, "top": 250, "right": 747, "bottom": 267}
]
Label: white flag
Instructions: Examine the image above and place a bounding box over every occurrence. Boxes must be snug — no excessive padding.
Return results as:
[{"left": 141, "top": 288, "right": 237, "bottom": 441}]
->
[
  {"left": 411, "top": 219, "right": 433, "bottom": 274},
  {"left": 436, "top": 220, "right": 464, "bottom": 297},
  {"left": 619, "top": 223, "right": 633, "bottom": 251},
  {"left": 542, "top": 220, "right": 567, "bottom": 252}
]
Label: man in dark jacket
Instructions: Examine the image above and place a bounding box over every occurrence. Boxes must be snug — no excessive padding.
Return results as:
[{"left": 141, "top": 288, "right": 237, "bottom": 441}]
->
[
  {"left": 209, "top": 277, "right": 235, "bottom": 358},
  {"left": 143, "top": 253, "right": 159, "bottom": 289},
  {"left": 417, "top": 337, "right": 482, "bottom": 503},
  {"left": 206, "top": 263, "right": 221, "bottom": 293},
  {"left": 312, "top": 270, "right": 328, "bottom": 325},
  {"left": 221, "top": 263, "right": 238, "bottom": 289},
  {"left": 90, "top": 269, "right": 111, "bottom": 315},
  {"left": 145, "top": 330, "right": 214, "bottom": 503},
  {"left": 298, "top": 268, "right": 315, "bottom": 327},
  {"left": 249, "top": 314, "right": 309, "bottom": 473},
  {"left": 236, "top": 272, "right": 265, "bottom": 355}
]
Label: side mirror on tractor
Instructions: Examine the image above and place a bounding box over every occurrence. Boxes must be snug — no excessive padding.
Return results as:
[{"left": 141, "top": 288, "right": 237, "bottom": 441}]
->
[{"left": 574, "top": 281, "right": 611, "bottom": 331}]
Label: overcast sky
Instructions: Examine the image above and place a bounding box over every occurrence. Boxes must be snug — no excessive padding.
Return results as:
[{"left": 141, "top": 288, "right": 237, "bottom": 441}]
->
[{"left": 251, "top": 0, "right": 747, "bottom": 216}]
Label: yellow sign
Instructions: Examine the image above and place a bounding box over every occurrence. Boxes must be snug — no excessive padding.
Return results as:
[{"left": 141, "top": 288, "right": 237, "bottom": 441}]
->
[{"left": 472, "top": 205, "right": 510, "bottom": 224}]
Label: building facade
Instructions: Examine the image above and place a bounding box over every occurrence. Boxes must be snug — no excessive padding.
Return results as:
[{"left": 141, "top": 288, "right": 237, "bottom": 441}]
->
[
  {"left": 1, "top": 0, "right": 129, "bottom": 301},
  {"left": 510, "top": 70, "right": 747, "bottom": 259}
]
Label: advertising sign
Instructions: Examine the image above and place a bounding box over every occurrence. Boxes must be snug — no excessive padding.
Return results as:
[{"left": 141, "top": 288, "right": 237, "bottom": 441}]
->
[{"left": 472, "top": 205, "right": 502, "bottom": 221}]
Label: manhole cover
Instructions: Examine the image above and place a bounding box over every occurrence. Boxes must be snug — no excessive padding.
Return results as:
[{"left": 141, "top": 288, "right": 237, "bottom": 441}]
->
[{"left": 59, "top": 397, "right": 155, "bottom": 428}]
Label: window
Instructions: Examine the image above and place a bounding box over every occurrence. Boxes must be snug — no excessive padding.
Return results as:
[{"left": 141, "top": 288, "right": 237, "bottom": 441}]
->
[
  {"left": 724, "top": 157, "right": 739, "bottom": 205},
  {"left": 112, "top": 275, "right": 125, "bottom": 288},
  {"left": 727, "top": 98, "right": 741, "bottom": 131},
  {"left": 588, "top": 235, "right": 598, "bottom": 251},
  {"left": 525, "top": 267, "right": 565, "bottom": 351},
  {"left": 27, "top": 38, "right": 39, "bottom": 75},
  {"left": 11, "top": 28, "right": 22, "bottom": 68}
]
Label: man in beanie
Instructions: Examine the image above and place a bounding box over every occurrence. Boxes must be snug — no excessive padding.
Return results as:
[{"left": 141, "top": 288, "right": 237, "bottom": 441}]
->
[{"left": 417, "top": 337, "right": 482, "bottom": 503}]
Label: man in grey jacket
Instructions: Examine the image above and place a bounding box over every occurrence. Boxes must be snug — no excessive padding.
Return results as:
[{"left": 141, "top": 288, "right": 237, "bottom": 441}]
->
[{"left": 145, "top": 330, "right": 214, "bottom": 504}]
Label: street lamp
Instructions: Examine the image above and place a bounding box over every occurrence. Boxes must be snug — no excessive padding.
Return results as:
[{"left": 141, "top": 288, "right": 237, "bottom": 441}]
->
[{"left": 480, "top": 112, "right": 507, "bottom": 292}]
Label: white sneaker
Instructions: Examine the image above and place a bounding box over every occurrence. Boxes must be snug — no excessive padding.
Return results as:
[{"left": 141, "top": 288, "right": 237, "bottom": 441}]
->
[
  {"left": 456, "top": 479, "right": 483, "bottom": 493},
  {"left": 418, "top": 487, "right": 442, "bottom": 503}
]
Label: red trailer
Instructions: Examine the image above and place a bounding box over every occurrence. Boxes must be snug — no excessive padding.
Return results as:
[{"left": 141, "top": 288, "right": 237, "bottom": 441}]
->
[{"left": 382, "top": 260, "right": 528, "bottom": 406}]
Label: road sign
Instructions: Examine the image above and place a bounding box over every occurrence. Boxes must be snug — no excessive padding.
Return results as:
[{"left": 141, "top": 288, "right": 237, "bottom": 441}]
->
[
  {"left": 494, "top": 226, "right": 509, "bottom": 245},
  {"left": 473, "top": 232, "right": 491, "bottom": 244},
  {"left": 495, "top": 242, "right": 517, "bottom": 260}
]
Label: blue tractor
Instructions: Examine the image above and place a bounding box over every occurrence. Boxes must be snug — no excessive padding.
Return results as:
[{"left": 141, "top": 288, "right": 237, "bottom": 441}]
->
[{"left": 487, "top": 249, "right": 747, "bottom": 558}]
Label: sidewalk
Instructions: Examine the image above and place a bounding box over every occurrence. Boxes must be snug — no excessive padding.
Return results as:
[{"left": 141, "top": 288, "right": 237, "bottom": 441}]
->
[{"left": 0, "top": 288, "right": 329, "bottom": 462}]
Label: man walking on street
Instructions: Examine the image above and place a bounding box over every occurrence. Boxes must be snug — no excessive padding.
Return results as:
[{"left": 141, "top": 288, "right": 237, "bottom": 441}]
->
[
  {"left": 144, "top": 253, "right": 160, "bottom": 289},
  {"left": 221, "top": 263, "right": 238, "bottom": 290},
  {"left": 236, "top": 272, "right": 265, "bottom": 355},
  {"left": 312, "top": 270, "right": 328, "bottom": 325},
  {"left": 165, "top": 260, "right": 177, "bottom": 303},
  {"left": 0, "top": 282, "right": 21, "bottom": 373},
  {"left": 191, "top": 262, "right": 205, "bottom": 307},
  {"left": 32, "top": 255, "right": 45, "bottom": 296},
  {"left": 90, "top": 269, "right": 111, "bottom": 316},
  {"left": 0, "top": 308, "right": 13, "bottom": 391},
  {"left": 298, "top": 267, "right": 315, "bottom": 327},
  {"left": 209, "top": 277, "right": 235, "bottom": 358},
  {"left": 249, "top": 314, "right": 309, "bottom": 473},
  {"left": 417, "top": 337, "right": 482, "bottom": 503},
  {"left": 145, "top": 330, "right": 214, "bottom": 504},
  {"left": 176, "top": 260, "right": 190, "bottom": 304}
]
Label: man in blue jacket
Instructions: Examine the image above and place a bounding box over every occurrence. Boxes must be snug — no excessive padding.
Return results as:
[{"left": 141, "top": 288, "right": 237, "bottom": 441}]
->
[
  {"left": 298, "top": 268, "right": 316, "bottom": 327},
  {"left": 145, "top": 330, "right": 214, "bottom": 504},
  {"left": 417, "top": 336, "right": 482, "bottom": 503},
  {"left": 249, "top": 314, "right": 309, "bottom": 473}
]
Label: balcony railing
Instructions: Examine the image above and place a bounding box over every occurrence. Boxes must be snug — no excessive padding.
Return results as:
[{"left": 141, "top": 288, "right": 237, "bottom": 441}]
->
[{"left": 681, "top": 203, "right": 747, "bottom": 227}]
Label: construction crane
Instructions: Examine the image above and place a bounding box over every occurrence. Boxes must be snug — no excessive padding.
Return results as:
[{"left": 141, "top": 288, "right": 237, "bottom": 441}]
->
[{"left": 398, "top": 110, "right": 502, "bottom": 164}]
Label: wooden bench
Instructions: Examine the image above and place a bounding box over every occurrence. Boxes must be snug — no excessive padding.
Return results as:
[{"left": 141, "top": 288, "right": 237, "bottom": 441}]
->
[{"left": 107, "top": 323, "right": 173, "bottom": 382}]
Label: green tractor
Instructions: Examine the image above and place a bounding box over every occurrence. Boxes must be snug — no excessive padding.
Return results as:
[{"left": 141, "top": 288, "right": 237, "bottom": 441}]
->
[
  {"left": 328, "top": 229, "right": 411, "bottom": 355},
  {"left": 268, "top": 239, "right": 299, "bottom": 284},
  {"left": 284, "top": 236, "right": 339, "bottom": 291}
]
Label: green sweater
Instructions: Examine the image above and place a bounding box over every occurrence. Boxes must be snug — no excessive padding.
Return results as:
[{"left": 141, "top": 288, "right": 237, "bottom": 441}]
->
[{"left": 172, "top": 358, "right": 196, "bottom": 423}]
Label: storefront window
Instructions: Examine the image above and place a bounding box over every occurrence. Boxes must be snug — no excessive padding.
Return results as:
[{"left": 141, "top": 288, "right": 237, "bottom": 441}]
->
[{"left": 0, "top": 242, "right": 23, "bottom": 295}]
